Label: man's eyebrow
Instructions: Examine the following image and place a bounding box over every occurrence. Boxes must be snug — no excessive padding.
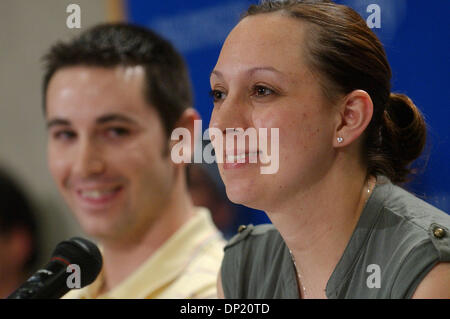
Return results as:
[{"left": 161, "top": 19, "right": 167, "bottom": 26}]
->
[
  {"left": 46, "top": 113, "right": 138, "bottom": 129},
  {"left": 46, "top": 118, "right": 70, "bottom": 129},
  {"left": 96, "top": 113, "right": 138, "bottom": 125}
]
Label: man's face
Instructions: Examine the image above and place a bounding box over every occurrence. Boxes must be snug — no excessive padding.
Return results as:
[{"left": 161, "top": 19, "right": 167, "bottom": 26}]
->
[{"left": 46, "top": 66, "right": 174, "bottom": 242}]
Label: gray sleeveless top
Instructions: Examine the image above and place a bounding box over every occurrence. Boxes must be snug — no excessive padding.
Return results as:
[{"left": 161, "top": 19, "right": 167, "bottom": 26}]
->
[{"left": 221, "top": 176, "right": 450, "bottom": 298}]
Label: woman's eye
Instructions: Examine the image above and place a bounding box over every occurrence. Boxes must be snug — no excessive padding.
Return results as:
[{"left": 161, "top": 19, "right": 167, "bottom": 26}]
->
[
  {"left": 209, "top": 89, "right": 227, "bottom": 102},
  {"left": 253, "top": 85, "right": 274, "bottom": 97}
]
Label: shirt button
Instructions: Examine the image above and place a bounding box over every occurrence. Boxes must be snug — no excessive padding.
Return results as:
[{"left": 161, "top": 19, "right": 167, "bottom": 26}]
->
[
  {"left": 433, "top": 227, "right": 446, "bottom": 239},
  {"left": 238, "top": 225, "right": 247, "bottom": 233}
]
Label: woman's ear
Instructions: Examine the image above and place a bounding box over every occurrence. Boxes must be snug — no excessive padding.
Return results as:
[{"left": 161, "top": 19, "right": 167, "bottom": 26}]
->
[
  {"left": 169, "top": 108, "right": 201, "bottom": 166},
  {"left": 334, "top": 90, "right": 373, "bottom": 147}
]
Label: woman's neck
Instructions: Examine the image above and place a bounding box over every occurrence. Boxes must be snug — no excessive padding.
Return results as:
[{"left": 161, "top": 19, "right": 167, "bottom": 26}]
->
[{"left": 267, "top": 166, "right": 375, "bottom": 298}]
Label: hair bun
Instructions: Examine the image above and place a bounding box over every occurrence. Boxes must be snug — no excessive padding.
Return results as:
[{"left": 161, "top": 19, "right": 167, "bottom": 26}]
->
[{"left": 380, "top": 93, "right": 427, "bottom": 183}]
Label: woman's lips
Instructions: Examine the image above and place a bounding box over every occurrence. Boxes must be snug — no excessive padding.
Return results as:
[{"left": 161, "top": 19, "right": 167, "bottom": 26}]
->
[{"left": 223, "top": 151, "right": 260, "bottom": 169}]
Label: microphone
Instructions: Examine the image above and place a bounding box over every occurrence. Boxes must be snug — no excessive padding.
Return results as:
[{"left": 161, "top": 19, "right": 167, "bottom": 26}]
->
[{"left": 7, "top": 237, "right": 102, "bottom": 299}]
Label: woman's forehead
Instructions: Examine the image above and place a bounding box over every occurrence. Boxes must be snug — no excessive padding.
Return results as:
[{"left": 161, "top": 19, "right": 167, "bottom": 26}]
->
[{"left": 216, "top": 13, "right": 309, "bottom": 75}]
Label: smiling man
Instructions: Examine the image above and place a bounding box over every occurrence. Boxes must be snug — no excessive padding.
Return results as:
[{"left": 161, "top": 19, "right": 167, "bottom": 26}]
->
[{"left": 42, "top": 23, "right": 225, "bottom": 298}]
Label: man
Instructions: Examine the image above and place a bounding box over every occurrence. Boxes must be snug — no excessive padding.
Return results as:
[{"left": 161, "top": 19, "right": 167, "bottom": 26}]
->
[
  {"left": 188, "top": 162, "right": 239, "bottom": 240},
  {"left": 43, "top": 23, "right": 225, "bottom": 298}
]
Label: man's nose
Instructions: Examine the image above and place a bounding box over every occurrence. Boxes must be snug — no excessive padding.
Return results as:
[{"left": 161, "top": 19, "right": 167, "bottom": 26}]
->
[{"left": 72, "top": 138, "right": 105, "bottom": 178}]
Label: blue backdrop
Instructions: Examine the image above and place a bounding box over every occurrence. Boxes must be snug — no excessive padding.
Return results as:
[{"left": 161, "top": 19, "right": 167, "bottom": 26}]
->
[{"left": 125, "top": 0, "right": 450, "bottom": 225}]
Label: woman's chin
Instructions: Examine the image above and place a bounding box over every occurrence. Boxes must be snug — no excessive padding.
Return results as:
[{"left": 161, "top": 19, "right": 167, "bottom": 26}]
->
[{"left": 225, "top": 184, "right": 264, "bottom": 210}]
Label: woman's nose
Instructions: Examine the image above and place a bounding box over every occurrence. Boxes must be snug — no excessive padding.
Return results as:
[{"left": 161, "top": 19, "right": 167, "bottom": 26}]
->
[{"left": 210, "top": 93, "right": 250, "bottom": 135}]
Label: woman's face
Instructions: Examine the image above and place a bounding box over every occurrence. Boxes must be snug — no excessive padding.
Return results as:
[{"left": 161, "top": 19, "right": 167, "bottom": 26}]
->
[{"left": 209, "top": 13, "right": 339, "bottom": 211}]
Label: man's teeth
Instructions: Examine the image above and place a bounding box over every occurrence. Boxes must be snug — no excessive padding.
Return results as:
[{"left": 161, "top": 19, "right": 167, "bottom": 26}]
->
[{"left": 80, "top": 188, "right": 118, "bottom": 199}]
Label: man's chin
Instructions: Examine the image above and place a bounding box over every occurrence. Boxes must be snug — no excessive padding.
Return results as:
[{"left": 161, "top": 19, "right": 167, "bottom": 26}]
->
[{"left": 75, "top": 216, "right": 120, "bottom": 241}]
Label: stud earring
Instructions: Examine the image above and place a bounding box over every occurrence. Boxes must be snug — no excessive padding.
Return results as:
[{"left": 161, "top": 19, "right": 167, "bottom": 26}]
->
[{"left": 337, "top": 137, "right": 344, "bottom": 143}]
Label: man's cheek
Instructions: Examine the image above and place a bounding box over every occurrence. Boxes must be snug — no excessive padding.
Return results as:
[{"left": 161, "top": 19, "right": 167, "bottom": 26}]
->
[{"left": 48, "top": 155, "right": 68, "bottom": 184}]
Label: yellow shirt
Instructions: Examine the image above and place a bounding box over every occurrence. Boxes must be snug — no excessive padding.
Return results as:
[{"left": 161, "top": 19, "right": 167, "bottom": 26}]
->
[{"left": 63, "top": 208, "right": 225, "bottom": 299}]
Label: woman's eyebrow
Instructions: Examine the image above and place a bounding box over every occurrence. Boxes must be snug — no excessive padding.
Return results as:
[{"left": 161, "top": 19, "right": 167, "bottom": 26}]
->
[
  {"left": 248, "top": 66, "right": 285, "bottom": 77},
  {"left": 211, "top": 66, "right": 287, "bottom": 80},
  {"left": 210, "top": 69, "right": 224, "bottom": 79}
]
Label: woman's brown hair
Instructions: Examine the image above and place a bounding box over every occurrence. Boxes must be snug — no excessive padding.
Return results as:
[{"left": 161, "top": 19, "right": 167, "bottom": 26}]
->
[{"left": 242, "top": 0, "right": 426, "bottom": 184}]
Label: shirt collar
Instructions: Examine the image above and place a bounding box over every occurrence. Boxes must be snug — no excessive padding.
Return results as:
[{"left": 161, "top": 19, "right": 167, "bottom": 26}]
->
[
  {"left": 325, "top": 175, "right": 391, "bottom": 298},
  {"left": 74, "top": 207, "right": 221, "bottom": 299}
]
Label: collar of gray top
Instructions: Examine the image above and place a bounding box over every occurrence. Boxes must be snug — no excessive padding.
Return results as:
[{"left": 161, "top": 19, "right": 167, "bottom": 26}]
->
[{"left": 325, "top": 175, "right": 391, "bottom": 297}]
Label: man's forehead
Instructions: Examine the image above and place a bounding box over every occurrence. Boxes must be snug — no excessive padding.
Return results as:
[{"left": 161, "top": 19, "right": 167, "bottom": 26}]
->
[
  {"left": 117, "top": 65, "right": 145, "bottom": 82},
  {"left": 47, "top": 65, "right": 149, "bottom": 112},
  {"left": 50, "top": 65, "right": 145, "bottom": 86},
  {"left": 45, "top": 70, "right": 161, "bottom": 131}
]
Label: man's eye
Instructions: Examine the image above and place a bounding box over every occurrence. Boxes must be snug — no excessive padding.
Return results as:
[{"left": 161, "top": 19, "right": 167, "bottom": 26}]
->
[
  {"left": 209, "top": 89, "right": 227, "bottom": 102},
  {"left": 106, "top": 127, "right": 130, "bottom": 138},
  {"left": 252, "top": 85, "right": 274, "bottom": 97},
  {"left": 53, "top": 130, "right": 76, "bottom": 141}
]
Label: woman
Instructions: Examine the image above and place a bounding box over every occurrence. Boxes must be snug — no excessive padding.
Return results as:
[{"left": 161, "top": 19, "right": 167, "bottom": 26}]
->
[{"left": 209, "top": 0, "right": 450, "bottom": 298}]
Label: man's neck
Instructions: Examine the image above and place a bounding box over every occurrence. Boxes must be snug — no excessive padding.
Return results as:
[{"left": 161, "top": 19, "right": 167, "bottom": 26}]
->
[{"left": 98, "top": 171, "right": 195, "bottom": 295}]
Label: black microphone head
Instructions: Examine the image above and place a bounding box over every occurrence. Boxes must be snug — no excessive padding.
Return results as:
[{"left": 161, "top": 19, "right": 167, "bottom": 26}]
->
[{"left": 52, "top": 237, "right": 102, "bottom": 287}]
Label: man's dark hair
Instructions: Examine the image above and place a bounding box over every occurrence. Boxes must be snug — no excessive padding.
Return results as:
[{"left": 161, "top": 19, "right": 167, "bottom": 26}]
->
[
  {"left": 42, "top": 23, "right": 193, "bottom": 136},
  {"left": 0, "top": 168, "right": 39, "bottom": 274}
]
